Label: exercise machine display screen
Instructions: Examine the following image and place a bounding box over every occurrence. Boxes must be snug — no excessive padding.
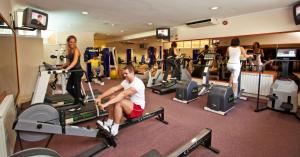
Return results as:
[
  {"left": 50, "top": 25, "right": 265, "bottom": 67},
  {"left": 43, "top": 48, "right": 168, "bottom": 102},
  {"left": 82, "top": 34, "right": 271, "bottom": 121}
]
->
[
  {"left": 276, "top": 49, "right": 297, "bottom": 58},
  {"left": 204, "top": 53, "right": 215, "bottom": 60}
]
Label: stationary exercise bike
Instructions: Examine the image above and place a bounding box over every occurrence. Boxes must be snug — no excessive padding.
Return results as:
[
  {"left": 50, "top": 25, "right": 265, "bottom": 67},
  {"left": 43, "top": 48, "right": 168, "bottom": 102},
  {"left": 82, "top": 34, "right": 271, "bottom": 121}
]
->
[{"left": 173, "top": 53, "right": 215, "bottom": 103}]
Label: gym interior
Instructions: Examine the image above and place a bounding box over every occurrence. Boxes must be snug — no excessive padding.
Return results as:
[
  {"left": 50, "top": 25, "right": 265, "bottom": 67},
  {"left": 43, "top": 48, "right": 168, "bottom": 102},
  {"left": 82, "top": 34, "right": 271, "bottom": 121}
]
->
[{"left": 1, "top": 0, "right": 300, "bottom": 157}]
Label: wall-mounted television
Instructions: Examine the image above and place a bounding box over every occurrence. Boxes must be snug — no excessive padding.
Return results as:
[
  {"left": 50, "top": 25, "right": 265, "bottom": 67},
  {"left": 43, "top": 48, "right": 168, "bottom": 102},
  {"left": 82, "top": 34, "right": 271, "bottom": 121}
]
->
[
  {"left": 156, "top": 28, "right": 170, "bottom": 40},
  {"left": 22, "top": 8, "right": 48, "bottom": 30},
  {"left": 293, "top": 3, "right": 300, "bottom": 25}
]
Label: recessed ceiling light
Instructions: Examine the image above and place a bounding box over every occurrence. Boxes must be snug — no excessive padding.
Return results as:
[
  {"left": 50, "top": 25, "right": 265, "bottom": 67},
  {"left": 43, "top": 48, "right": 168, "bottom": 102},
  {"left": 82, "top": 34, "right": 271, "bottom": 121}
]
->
[
  {"left": 210, "top": 6, "right": 219, "bottom": 10},
  {"left": 111, "top": 24, "right": 115, "bottom": 26},
  {"left": 147, "top": 22, "right": 153, "bottom": 26},
  {"left": 82, "top": 11, "right": 89, "bottom": 15},
  {"left": 120, "top": 30, "right": 124, "bottom": 32}
]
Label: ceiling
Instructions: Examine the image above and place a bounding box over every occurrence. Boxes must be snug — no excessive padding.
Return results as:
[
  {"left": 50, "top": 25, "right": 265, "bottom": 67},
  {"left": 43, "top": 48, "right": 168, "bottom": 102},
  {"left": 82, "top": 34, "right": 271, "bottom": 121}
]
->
[{"left": 13, "top": 0, "right": 299, "bottom": 40}]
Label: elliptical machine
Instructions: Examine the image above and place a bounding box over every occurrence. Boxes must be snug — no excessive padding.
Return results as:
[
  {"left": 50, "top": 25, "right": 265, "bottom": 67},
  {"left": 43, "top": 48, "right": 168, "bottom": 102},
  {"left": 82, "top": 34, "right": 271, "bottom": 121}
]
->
[
  {"left": 204, "top": 57, "right": 248, "bottom": 115},
  {"left": 173, "top": 53, "right": 215, "bottom": 103}
]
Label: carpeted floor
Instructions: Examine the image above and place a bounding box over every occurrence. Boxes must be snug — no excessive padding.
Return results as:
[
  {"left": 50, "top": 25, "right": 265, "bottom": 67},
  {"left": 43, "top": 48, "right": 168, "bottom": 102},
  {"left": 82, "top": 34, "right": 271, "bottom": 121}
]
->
[{"left": 15, "top": 79, "right": 300, "bottom": 157}]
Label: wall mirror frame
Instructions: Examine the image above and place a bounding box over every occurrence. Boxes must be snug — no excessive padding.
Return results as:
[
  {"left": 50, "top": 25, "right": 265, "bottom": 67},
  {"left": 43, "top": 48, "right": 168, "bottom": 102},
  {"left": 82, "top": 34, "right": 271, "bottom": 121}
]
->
[{"left": 0, "top": 13, "right": 20, "bottom": 102}]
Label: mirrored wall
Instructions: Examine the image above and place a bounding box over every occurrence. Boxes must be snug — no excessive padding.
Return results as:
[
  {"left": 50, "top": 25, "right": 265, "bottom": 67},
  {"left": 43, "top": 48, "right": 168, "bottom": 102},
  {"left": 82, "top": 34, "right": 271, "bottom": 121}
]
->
[{"left": 0, "top": 14, "right": 19, "bottom": 100}]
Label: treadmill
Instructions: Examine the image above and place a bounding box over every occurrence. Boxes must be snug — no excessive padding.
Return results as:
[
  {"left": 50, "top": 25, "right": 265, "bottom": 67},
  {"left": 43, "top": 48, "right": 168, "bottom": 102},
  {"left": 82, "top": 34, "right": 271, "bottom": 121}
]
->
[
  {"left": 33, "top": 62, "right": 100, "bottom": 108},
  {"left": 151, "top": 80, "right": 177, "bottom": 95},
  {"left": 31, "top": 62, "right": 105, "bottom": 124},
  {"left": 151, "top": 56, "right": 186, "bottom": 95}
]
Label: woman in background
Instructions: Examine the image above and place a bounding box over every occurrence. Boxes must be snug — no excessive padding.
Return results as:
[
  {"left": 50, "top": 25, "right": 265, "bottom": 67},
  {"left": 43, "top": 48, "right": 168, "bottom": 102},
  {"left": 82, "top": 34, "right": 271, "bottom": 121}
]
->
[
  {"left": 162, "top": 41, "right": 180, "bottom": 82},
  {"left": 62, "top": 35, "right": 84, "bottom": 110},
  {"left": 226, "top": 38, "right": 252, "bottom": 98},
  {"left": 252, "top": 42, "right": 264, "bottom": 71}
]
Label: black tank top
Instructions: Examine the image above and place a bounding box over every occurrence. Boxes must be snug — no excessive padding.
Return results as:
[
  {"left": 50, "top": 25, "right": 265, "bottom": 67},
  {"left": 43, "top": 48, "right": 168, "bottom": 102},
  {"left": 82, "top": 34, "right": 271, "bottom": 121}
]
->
[
  {"left": 169, "top": 48, "right": 176, "bottom": 57},
  {"left": 67, "top": 51, "right": 82, "bottom": 70}
]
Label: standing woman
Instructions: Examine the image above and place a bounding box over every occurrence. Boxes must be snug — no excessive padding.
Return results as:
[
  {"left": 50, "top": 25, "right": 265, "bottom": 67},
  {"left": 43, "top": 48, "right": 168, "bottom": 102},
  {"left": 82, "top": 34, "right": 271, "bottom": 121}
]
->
[
  {"left": 226, "top": 38, "right": 252, "bottom": 98},
  {"left": 252, "top": 42, "right": 264, "bottom": 71},
  {"left": 62, "top": 35, "right": 84, "bottom": 109},
  {"left": 162, "top": 41, "right": 180, "bottom": 82}
]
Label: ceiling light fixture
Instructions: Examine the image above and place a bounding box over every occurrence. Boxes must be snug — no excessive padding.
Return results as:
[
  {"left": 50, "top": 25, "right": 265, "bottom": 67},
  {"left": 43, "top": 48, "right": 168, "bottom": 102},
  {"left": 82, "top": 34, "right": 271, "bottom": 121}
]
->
[
  {"left": 82, "top": 11, "right": 89, "bottom": 15},
  {"left": 210, "top": 6, "right": 219, "bottom": 10},
  {"left": 111, "top": 24, "right": 115, "bottom": 26},
  {"left": 147, "top": 22, "right": 153, "bottom": 26},
  {"left": 120, "top": 30, "right": 124, "bottom": 32}
]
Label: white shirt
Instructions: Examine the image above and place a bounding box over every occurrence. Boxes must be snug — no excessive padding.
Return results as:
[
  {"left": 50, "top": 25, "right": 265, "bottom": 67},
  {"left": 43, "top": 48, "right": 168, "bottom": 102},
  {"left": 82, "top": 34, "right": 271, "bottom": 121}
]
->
[
  {"left": 121, "top": 77, "right": 145, "bottom": 109},
  {"left": 228, "top": 46, "right": 241, "bottom": 64}
]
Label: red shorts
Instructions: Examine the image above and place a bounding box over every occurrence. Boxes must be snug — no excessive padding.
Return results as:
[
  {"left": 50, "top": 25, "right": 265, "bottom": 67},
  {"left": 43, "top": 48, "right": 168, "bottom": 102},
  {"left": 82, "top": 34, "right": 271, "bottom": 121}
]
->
[{"left": 127, "top": 103, "right": 144, "bottom": 119}]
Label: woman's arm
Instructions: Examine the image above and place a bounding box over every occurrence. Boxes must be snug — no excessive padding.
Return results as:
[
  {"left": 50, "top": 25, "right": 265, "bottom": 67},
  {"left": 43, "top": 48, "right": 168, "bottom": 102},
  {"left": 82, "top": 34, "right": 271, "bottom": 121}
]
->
[
  {"left": 241, "top": 47, "right": 252, "bottom": 59},
  {"left": 61, "top": 60, "right": 70, "bottom": 69},
  {"left": 260, "top": 49, "right": 264, "bottom": 57},
  {"left": 174, "top": 48, "right": 180, "bottom": 56},
  {"left": 65, "top": 49, "right": 80, "bottom": 71}
]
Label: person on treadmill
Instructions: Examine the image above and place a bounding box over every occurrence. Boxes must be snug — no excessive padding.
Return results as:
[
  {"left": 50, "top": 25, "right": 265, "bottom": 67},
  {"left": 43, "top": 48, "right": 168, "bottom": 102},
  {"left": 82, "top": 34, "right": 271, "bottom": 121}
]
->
[
  {"left": 95, "top": 64, "right": 145, "bottom": 136},
  {"left": 226, "top": 38, "right": 252, "bottom": 99},
  {"left": 199, "top": 45, "right": 209, "bottom": 65},
  {"left": 252, "top": 42, "right": 264, "bottom": 72},
  {"left": 162, "top": 41, "right": 180, "bottom": 82},
  {"left": 61, "top": 35, "right": 84, "bottom": 111}
]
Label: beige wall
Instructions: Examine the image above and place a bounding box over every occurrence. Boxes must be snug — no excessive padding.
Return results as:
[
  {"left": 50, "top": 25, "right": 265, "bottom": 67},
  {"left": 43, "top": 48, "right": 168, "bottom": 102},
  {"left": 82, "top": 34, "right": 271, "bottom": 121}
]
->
[
  {"left": 0, "top": 35, "right": 18, "bottom": 98},
  {"left": 0, "top": 0, "right": 13, "bottom": 25},
  {"left": 173, "top": 7, "right": 300, "bottom": 41},
  {"left": 216, "top": 31, "right": 300, "bottom": 46},
  {"left": 17, "top": 36, "right": 44, "bottom": 104}
]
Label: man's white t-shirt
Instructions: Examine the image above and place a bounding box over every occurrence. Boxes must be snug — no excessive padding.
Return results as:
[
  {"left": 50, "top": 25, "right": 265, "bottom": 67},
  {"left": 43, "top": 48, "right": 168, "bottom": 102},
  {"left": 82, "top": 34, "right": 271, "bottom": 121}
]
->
[{"left": 121, "top": 77, "right": 145, "bottom": 109}]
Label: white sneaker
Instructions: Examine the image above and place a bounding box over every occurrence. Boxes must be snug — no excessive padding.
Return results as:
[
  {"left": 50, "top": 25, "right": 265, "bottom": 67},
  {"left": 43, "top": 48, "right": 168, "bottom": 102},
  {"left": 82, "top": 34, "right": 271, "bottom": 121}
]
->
[
  {"left": 96, "top": 120, "right": 118, "bottom": 136},
  {"left": 100, "top": 82, "right": 104, "bottom": 86},
  {"left": 76, "top": 107, "right": 82, "bottom": 111},
  {"left": 96, "top": 120, "right": 111, "bottom": 127},
  {"left": 162, "top": 80, "right": 167, "bottom": 83},
  {"left": 68, "top": 108, "right": 76, "bottom": 112}
]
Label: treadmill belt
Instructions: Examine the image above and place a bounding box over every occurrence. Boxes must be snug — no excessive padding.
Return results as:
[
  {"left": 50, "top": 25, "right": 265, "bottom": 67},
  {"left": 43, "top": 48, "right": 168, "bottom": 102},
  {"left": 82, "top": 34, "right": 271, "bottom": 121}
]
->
[
  {"left": 64, "top": 100, "right": 108, "bottom": 124},
  {"left": 45, "top": 90, "right": 101, "bottom": 108}
]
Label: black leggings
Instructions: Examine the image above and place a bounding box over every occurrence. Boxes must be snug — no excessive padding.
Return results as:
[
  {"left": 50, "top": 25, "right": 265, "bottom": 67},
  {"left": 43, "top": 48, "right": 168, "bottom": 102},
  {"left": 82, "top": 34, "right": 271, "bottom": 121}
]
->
[
  {"left": 163, "top": 57, "right": 179, "bottom": 81},
  {"left": 67, "top": 71, "right": 83, "bottom": 102}
]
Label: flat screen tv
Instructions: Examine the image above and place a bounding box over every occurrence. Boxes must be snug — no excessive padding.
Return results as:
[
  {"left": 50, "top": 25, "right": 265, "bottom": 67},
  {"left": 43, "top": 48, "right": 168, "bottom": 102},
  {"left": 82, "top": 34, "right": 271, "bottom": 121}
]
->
[
  {"left": 156, "top": 28, "right": 170, "bottom": 40},
  {"left": 23, "top": 8, "right": 48, "bottom": 30},
  {"left": 293, "top": 3, "right": 300, "bottom": 25}
]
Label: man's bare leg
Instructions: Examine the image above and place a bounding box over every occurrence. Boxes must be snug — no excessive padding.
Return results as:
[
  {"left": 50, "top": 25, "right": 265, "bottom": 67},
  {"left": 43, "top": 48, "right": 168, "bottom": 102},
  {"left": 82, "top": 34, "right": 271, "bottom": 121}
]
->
[
  {"left": 113, "top": 99, "right": 133, "bottom": 124},
  {"left": 107, "top": 99, "right": 134, "bottom": 136}
]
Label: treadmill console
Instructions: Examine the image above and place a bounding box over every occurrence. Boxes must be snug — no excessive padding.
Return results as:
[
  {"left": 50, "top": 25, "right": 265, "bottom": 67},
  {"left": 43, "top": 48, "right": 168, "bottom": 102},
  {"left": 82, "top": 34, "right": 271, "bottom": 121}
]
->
[
  {"left": 43, "top": 62, "right": 58, "bottom": 70},
  {"left": 204, "top": 53, "right": 215, "bottom": 60}
]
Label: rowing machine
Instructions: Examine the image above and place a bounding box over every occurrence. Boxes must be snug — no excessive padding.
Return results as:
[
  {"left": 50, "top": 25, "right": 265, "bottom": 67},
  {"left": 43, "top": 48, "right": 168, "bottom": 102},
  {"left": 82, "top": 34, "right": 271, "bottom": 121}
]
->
[
  {"left": 141, "top": 128, "right": 219, "bottom": 157},
  {"left": 76, "top": 107, "right": 169, "bottom": 157},
  {"left": 13, "top": 103, "right": 168, "bottom": 157}
]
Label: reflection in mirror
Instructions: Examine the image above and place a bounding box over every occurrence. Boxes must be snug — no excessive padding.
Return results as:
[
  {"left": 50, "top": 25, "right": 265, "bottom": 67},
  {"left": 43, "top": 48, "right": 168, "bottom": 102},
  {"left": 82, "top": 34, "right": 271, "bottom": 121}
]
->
[{"left": 0, "top": 15, "right": 19, "bottom": 100}]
